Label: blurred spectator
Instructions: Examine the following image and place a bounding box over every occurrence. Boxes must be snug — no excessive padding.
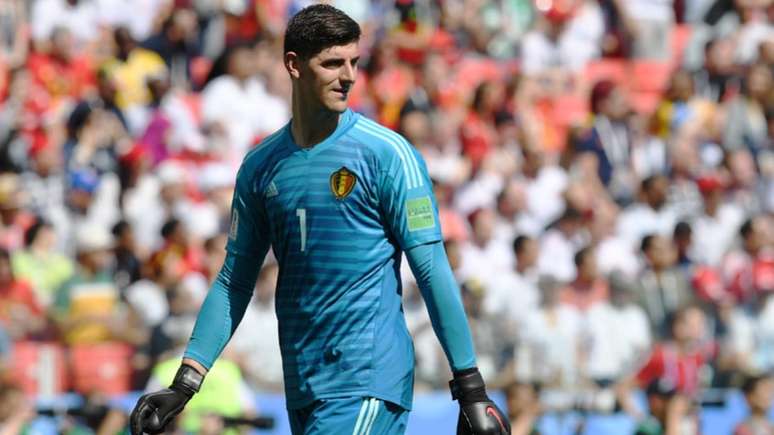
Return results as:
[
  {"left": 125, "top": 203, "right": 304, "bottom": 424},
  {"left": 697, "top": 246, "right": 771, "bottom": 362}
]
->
[
  {"left": 692, "top": 174, "right": 746, "bottom": 267},
  {"left": 521, "top": 0, "right": 603, "bottom": 75},
  {"left": 623, "top": 0, "right": 675, "bottom": 59},
  {"left": 53, "top": 224, "right": 146, "bottom": 346},
  {"left": 692, "top": 37, "right": 741, "bottom": 102},
  {"left": 0, "top": 381, "right": 34, "bottom": 434},
  {"left": 461, "top": 279, "right": 504, "bottom": 381},
  {"left": 26, "top": 27, "right": 95, "bottom": 106},
  {"left": 733, "top": 374, "right": 774, "bottom": 435},
  {"left": 101, "top": 26, "right": 167, "bottom": 121},
  {"left": 722, "top": 215, "right": 774, "bottom": 306},
  {"left": 31, "top": 0, "right": 99, "bottom": 49},
  {"left": 483, "top": 235, "right": 540, "bottom": 332},
  {"left": 635, "top": 234, "right": 695, "bottom": 335},
  {"left": 560, "top": 245, "right": 609, "bottom": 310},
  {"left": 537, "top": 207, "right": 586, "bottom": 282},
  {"left": 459, "top": 81, "right": 503, "bottom": 171},
  {"left": 576, "top": 79, "right": 635, "bottom": 201},
  {"left": 111, "top": 219, "right": 142, "bottom": 290},
  {"left": 0, "top": 173, "right": 35, "bottom": 251},
  {"left": 617, "top": 175, "right": 678, "bottom": 247},
  {"left": 0, "top": 248, "right": 46, "bottom": 340},
  {"left": 633, "top": 305, "right": 713, "bottom": 397},
  {"left": 722, "top": 62, "right": 772, "bottom": 153},
  {"left": 518, "top": 276, "right": 582, "bottom": 388},
  {"left": 142, "top": 7, "right": 201, "bottom": 87},
  {"left": 673, "top": 221, "right": 694, "bottom": 268},
  {"left": 504, "top": 381, "right": 541, "bottom": 435},
  {"left": 201, "top": 40, "right": 289, "bottom": 163},
  {"left": 458, "top": 207, "right": 513, "bottom": 288},
  {"left": 11, "top": 219, "right": 73, "bottom": 307},
  {"left": 633, "top": 382, "right": 696, "bottom": 435}
]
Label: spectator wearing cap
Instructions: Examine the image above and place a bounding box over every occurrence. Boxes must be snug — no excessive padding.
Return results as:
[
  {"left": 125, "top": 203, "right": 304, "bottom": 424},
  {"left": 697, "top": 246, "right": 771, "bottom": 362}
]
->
[
  {"left": 521, "top": 0, "right": 604, "bottom": 76},
  {"left": 635, "top": 234, "right": 695, "bottom": 336},
  {"left": 63, "top": 168, "right": 121, "bottom": 253},
  {"left": 691, "top": 174, "right": 745, "bottom": 266},
  {"left": 53, "top": 224, "right": 147, "bottom": 346},
  {"left": 577, "top": 80, "right": 636, "bottom": 203},
  {"left": 11, "top": 219, "right": 74, "bottom": 308}
]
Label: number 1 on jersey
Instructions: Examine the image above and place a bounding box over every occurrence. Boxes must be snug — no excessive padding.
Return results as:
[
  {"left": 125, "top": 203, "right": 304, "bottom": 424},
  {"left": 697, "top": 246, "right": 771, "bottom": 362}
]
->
[{"left": 296, "top": 208, "right": 307, "bottom": 252}]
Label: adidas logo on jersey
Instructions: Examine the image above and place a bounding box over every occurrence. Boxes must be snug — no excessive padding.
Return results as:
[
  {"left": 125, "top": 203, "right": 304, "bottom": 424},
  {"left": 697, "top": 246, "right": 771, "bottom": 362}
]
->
[{"left": 265, "top": 181, "right": 278, "bottom": 198}]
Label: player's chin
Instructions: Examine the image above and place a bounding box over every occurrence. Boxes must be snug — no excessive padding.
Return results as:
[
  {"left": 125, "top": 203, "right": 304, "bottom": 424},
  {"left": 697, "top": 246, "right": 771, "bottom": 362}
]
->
[{"left": 324, "top": 97, "right": 350, "bottom": 113}]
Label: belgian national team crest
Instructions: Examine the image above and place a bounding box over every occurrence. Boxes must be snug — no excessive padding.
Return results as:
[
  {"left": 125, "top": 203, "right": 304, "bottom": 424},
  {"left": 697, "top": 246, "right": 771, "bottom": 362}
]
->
[{"left": 330, "top": 167, "right": 357, "bottom": 200}]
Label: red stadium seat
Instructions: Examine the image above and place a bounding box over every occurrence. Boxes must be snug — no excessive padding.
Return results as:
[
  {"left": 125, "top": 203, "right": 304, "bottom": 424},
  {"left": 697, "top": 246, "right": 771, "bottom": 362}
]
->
[
  {"left": 69, "top": 343, "right": 134, "bottom": 396},
  {"left": 10, "top": 341, "right": 69, "bottom": 396},
  {"left": 629, "top": 61, "right": 673, "bottom": 94},
  {"left": 583, "top": 60, "right": 628, "bottom": 87},
  {"left": 670, "top": 25, "right": 693, "bottom": 67},
  {"left": 552, "top": 94, "right": 589, "bottom": 127},
  {"left": 629, "top": 91, "right": 662, "bottom": 116}
]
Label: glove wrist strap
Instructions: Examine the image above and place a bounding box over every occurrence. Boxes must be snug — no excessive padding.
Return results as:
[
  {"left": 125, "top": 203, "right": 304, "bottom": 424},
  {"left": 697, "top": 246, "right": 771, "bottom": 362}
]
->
[
  {"left": 449, "top": 367, "right": 489, "bottom": 404},
  {"left": 171, "top": 363, "right": 204, "bottom": 397}
]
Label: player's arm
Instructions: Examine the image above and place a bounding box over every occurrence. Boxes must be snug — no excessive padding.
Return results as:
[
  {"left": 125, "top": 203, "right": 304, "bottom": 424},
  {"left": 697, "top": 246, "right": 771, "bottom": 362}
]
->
[
  {"left": 130, "top": 167, "right": 270, "bottom": 435},
  {"left": 378, "top": 140, "right": 510, "bottom": 435}
]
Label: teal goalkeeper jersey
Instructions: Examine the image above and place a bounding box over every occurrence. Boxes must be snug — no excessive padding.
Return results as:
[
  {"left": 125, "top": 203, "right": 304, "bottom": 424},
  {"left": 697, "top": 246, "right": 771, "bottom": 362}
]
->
[{"left": 226, "top": 109, "right": 442, "bottom": 410}]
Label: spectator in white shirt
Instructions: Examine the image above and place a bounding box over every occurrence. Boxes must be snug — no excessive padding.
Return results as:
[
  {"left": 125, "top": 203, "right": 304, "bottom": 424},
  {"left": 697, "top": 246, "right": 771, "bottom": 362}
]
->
[
  {"left": 691, "top": 175, "right": 745, "bottom": 267},
  {"left": 459, "top": 207, "right": 514, "bottom": 287},
  {"left": 31, "top": 0, "right": 99, "bottom": 49},
  {"left": 538, "top": 207, "right": 587, "bottom": 283},
  {"left": 201, "top": 41, "right": 290, "bottom": 166},
  {"left": 617, "top": 175, "right": 678, "bottom": 248}
]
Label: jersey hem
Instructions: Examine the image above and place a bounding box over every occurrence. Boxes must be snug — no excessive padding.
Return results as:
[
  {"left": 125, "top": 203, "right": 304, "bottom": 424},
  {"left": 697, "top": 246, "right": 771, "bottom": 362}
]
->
[{"left": 285, "top": 389, "right": 412, "bottom": 411}]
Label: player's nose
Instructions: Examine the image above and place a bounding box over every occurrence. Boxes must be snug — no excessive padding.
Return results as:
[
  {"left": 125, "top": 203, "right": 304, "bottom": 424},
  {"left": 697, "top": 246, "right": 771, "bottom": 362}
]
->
[{"left": 340, "top": 62, "right": 356, "bottom": 85}]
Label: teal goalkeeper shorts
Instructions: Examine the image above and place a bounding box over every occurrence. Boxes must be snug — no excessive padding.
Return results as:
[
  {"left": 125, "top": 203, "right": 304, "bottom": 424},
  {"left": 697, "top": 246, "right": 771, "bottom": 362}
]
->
[{"left": 288, "top": 397, "right": 409, "bottom": 435}]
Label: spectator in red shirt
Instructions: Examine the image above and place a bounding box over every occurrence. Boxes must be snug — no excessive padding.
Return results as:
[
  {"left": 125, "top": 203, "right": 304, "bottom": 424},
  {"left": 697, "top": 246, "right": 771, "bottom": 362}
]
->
[
  {"left": 460, "top": 81, "right": 503, "bottom": 172},
  {"left": 734, "top": 374, "right": 774, "bottom": 435},
  {"left": 0, "top": 249, "right": 45, "bottom": 340},
  {"left": 636, "top": 305, "right": 712, "bottom": 396},
  {"left": 25, "top": 27, "right": 94, "bottom": 105}
]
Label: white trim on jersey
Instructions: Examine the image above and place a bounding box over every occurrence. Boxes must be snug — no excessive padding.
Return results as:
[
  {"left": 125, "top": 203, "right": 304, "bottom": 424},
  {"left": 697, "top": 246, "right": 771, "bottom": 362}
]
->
[{"left": 355, "top": 119, "right": 423, "bottom": 190}]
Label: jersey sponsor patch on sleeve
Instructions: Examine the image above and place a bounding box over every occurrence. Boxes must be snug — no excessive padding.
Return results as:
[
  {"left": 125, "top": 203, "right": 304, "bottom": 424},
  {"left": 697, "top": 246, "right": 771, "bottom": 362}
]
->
[
  {"left": 406, "top": 196, "right": 435, "bottom": 231},
  {"left": 229, "top": 209, "right": 239, "bottom": 240}
]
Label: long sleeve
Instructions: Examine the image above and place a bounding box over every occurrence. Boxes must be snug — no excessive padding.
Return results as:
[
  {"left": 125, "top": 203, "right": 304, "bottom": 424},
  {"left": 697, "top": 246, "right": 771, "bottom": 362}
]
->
[
  {"left": 183, "top": 249, "right": 266, "bottom": 369},
  {"left": 405, "top": 240, "right": 477, "bottom": 372}
]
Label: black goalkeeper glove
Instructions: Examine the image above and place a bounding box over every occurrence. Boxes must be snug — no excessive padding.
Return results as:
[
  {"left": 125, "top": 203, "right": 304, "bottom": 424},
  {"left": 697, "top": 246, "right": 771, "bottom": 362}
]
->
[
  {"left": 130, "top": 364, "right": 204, "bottom": 435},
  {"left": 450, "top": 368, "right": 511, "bottom": 435}
]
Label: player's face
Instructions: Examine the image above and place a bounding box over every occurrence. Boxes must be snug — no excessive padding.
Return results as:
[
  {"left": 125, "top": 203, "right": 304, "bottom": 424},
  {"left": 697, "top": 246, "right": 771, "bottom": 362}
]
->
[{"left": 303, "top": 42, "right": 360, "bottom": 113}]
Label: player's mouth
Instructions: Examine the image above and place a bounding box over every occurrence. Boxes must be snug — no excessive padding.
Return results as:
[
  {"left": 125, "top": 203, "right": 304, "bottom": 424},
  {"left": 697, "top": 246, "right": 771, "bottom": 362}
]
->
[{"left": 332, "top": 88, "right": 349, "bottom": 98}]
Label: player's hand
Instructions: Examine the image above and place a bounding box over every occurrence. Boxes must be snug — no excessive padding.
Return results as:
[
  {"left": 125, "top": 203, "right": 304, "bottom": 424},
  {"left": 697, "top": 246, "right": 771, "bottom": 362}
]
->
[
  {"left": 450, "top": 368, "right": 511, "bottom": 435},
  {"left": 130, "top": 364, "right": 203, "bottom": 435}
]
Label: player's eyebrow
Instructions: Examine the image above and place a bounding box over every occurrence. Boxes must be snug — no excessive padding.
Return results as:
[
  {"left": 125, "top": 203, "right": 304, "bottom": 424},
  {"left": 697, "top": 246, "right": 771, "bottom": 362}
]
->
[{"left": 321, "top": 56, "right": 360, "bottom": 67}]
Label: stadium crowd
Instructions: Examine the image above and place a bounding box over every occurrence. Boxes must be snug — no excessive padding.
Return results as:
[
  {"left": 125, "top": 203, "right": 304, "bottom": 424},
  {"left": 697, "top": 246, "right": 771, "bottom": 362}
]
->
[{"left": 0, "top": 0, "right": 772, "bottom": 433}]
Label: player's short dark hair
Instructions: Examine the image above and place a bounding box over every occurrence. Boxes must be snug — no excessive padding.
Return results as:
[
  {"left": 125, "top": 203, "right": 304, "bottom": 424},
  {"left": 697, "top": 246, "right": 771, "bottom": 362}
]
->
[
  {"left": 512, "top": 235, "right": 532, "bottom": 256},
  {"left": 284, "top": 4, "right": 361, "bottom": 59}
]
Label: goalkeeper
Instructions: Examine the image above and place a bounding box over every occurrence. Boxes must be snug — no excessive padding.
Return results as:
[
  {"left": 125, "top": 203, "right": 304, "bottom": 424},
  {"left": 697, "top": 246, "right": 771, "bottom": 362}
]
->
[{"left": 130, "top": 4, "right": 509, "bottom": 435}]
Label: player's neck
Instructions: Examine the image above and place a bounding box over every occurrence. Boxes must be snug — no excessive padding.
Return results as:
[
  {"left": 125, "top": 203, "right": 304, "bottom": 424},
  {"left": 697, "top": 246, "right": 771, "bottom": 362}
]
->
[{"left": 291, "top": 98, "right": 340, "bottom": 148}]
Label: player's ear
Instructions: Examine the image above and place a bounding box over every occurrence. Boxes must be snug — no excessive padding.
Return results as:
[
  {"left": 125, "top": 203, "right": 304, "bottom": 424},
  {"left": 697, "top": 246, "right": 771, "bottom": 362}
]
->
[{"left": 284, "top": 51, "right": 302, "bottom": 80}]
